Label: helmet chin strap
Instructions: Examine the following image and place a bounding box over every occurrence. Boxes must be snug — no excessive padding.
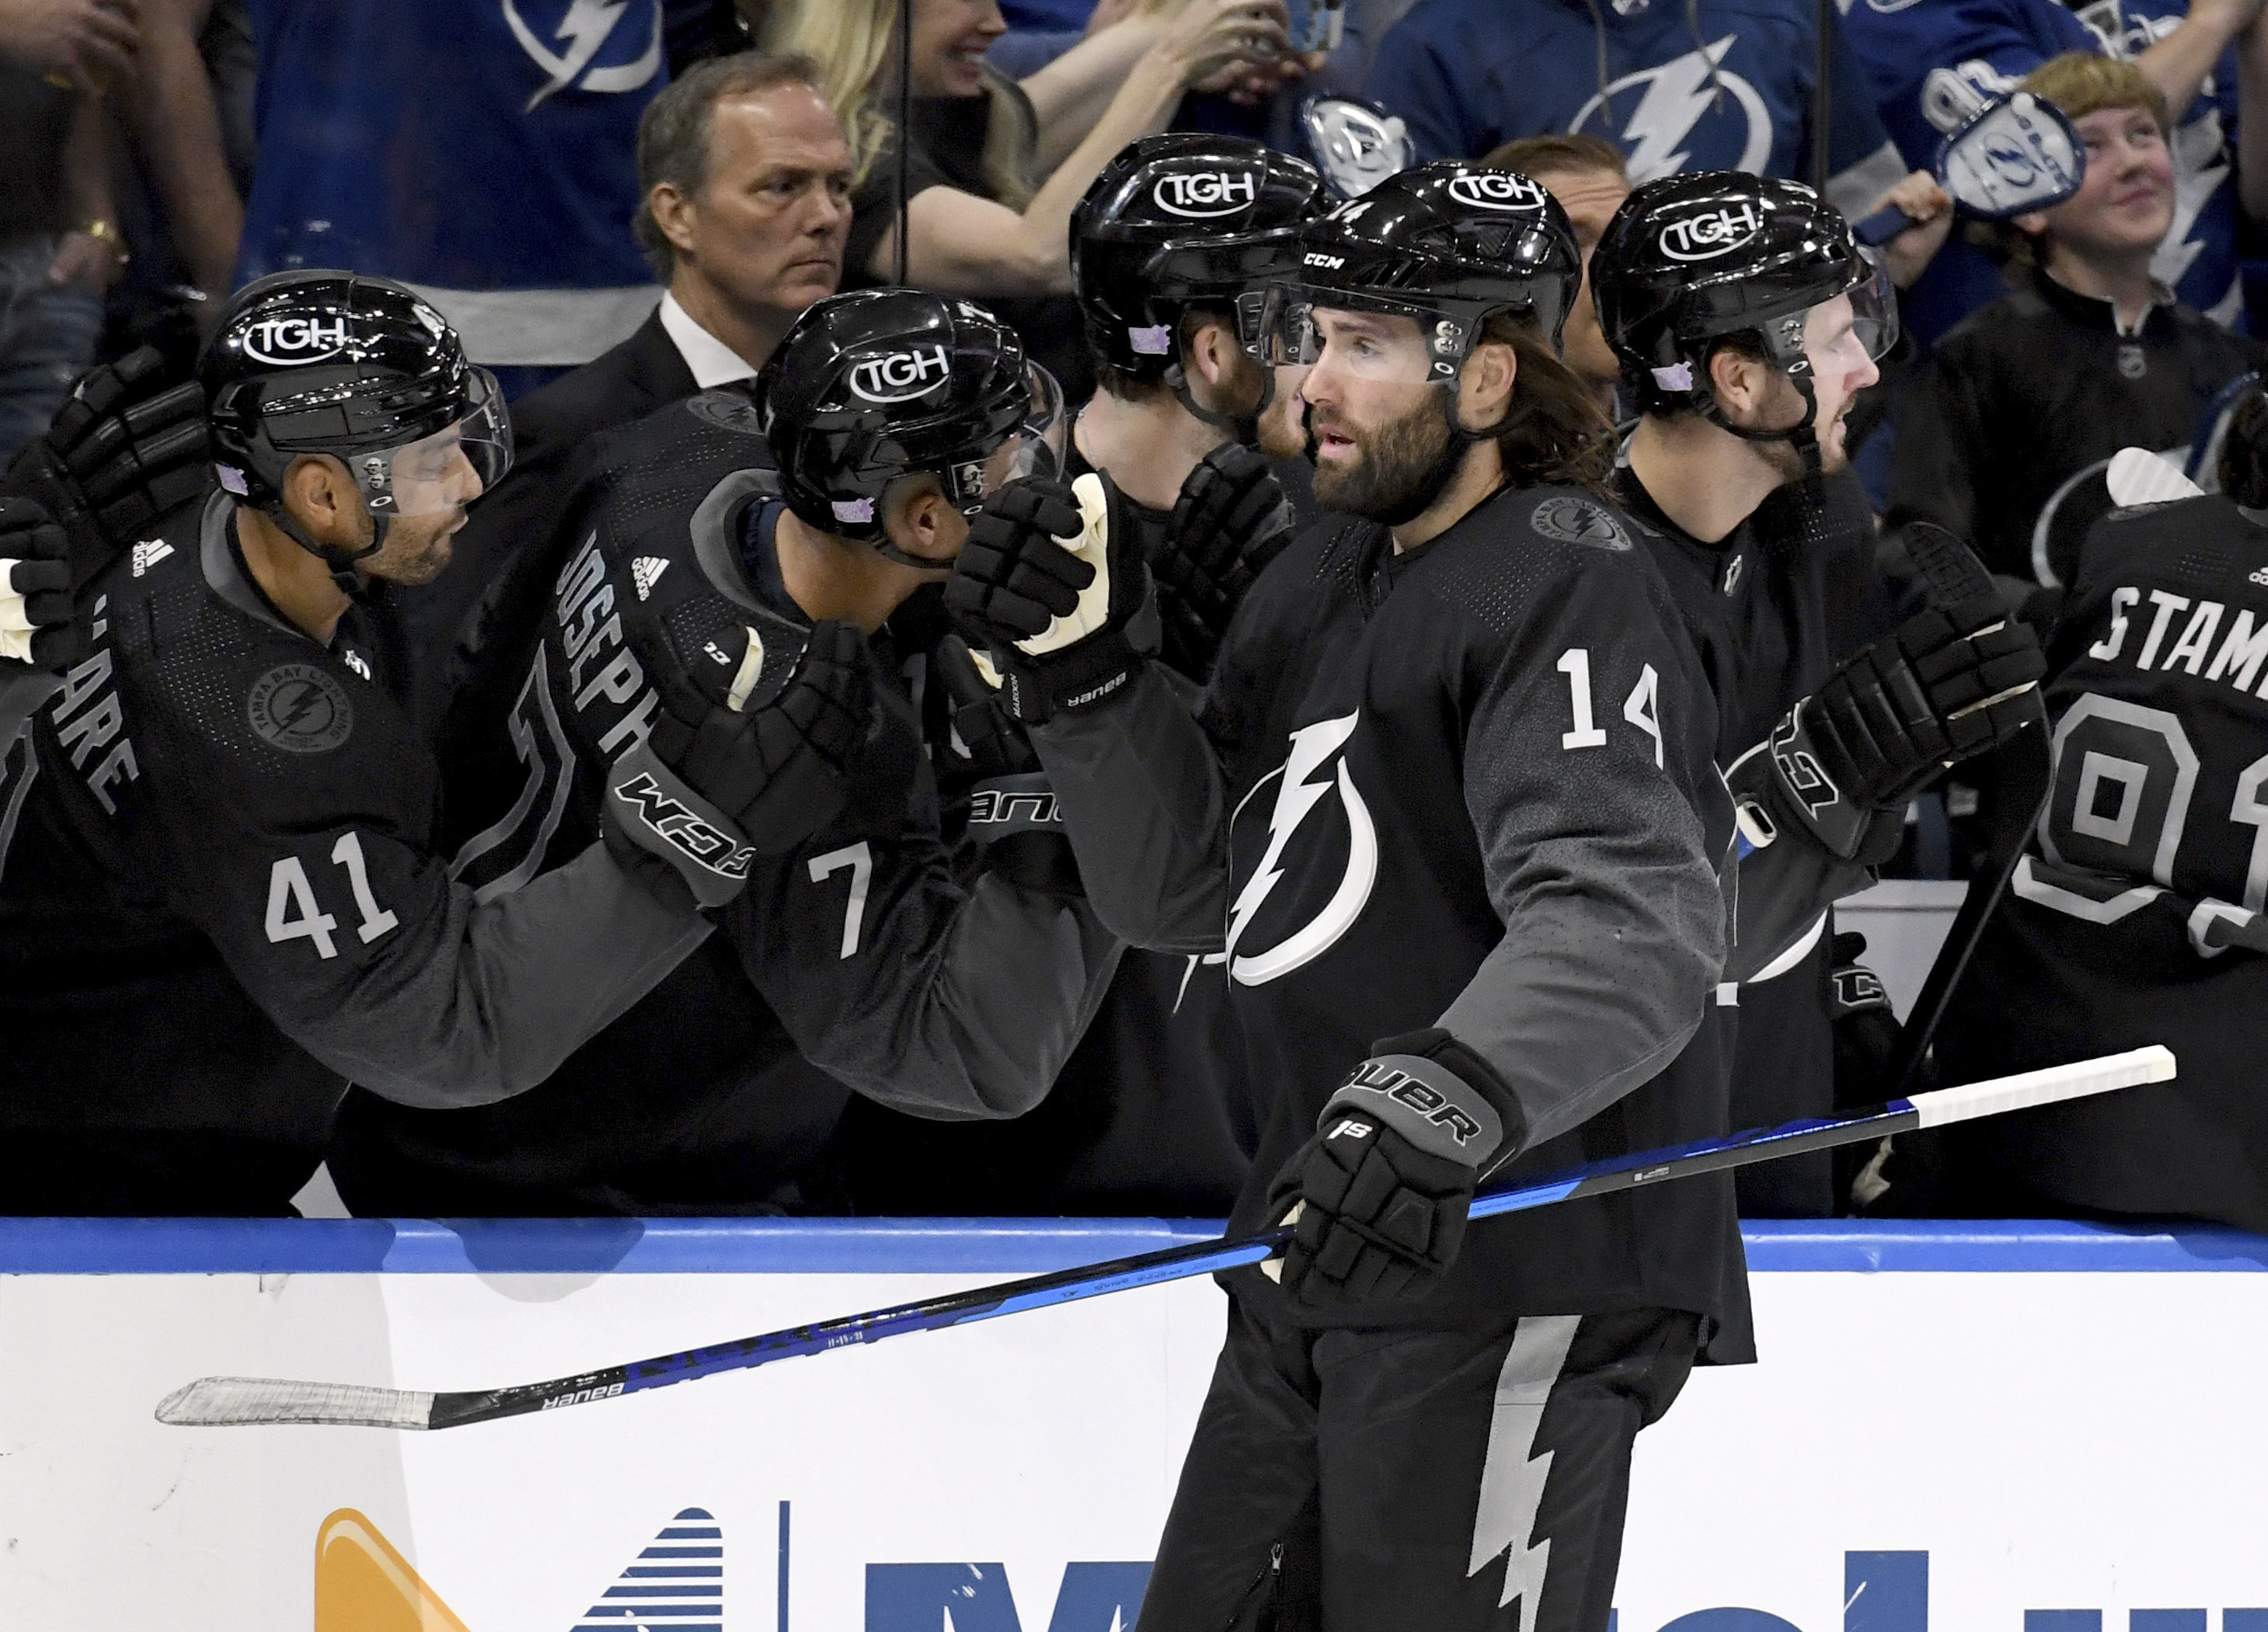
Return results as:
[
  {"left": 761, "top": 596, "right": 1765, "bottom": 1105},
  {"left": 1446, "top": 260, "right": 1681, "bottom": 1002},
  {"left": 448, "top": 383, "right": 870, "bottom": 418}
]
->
[
  {"left": 1698, "top": 368, "right": 1825, "bottom": 476},
  {"left": 265, "top": 502, "right": 390, "bottom": 597},
  {"left": 1164, "top": 354, "right": 1270, "bottom": 448}
]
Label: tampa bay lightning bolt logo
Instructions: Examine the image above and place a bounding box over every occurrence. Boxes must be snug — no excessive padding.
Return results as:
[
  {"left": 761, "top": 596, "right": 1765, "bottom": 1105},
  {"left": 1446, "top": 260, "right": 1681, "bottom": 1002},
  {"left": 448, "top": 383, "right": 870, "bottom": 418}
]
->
[
  {"left": 1569, "top": 37, "right": 1772, "bottom": 182},
  {"left": 1224, "top": 712, "right": 1378, "bottom": 987},
  {"left": 501, "top": 0, "right": 664, "bottom": 113}
]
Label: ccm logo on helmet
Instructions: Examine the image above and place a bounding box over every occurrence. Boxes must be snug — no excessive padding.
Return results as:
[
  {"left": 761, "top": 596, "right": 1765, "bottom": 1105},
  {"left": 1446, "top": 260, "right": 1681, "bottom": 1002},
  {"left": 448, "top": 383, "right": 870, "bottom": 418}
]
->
[
  {"left": 848, "top": 345, "right": 951, "bottom": 404},
  {"left": 1153, "top": 169, "right": 1259, "bottom": 217},
  {"left": 240, "top": 315, "right": 351, "bottom": 367},
  {"left": 1657, "top": 201, "right": 1765, "bottom": 262},
  {"left": 1445, "top": 171, "right": 1548, "bottom": 211}
]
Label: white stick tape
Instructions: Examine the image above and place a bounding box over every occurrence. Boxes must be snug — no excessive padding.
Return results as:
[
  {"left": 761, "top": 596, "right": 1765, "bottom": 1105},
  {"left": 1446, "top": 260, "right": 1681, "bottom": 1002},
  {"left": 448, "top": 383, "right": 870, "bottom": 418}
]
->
[
  {"left": 156, "top": 1376, "right": 435, "bottom": 1430},
  {"left": 1908, "top": 1045, "right": 2175, "bottom": 1129}
]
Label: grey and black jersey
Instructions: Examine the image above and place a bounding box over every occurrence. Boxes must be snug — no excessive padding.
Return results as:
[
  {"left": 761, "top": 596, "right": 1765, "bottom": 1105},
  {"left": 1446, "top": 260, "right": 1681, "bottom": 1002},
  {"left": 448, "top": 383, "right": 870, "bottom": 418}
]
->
[
  {"left": 1035, "top": 482, "right": 1751, "bottom": 1349},
  {"left": 336, "top": 391, "right": 1124, "bottom": 1214},
  {"left": 1926, "top": 493, "right": 2268, "bottom": 1230},
  {"left": 0, "top": 491, "right": 711, "bottom": 1212}
]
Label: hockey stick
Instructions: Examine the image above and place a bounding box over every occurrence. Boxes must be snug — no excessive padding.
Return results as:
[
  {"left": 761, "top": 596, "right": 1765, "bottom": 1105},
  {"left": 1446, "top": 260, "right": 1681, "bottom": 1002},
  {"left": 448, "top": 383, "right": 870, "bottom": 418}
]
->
[{"left": 155, "top": 1046, "right": 2171, "bottom": 1433}]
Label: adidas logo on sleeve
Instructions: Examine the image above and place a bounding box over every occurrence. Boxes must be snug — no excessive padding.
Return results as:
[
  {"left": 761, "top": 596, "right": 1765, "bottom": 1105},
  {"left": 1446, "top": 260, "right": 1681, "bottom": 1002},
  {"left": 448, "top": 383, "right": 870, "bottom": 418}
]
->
[{"left": 632, "top": 556, "right": 670, "bottom": 600}]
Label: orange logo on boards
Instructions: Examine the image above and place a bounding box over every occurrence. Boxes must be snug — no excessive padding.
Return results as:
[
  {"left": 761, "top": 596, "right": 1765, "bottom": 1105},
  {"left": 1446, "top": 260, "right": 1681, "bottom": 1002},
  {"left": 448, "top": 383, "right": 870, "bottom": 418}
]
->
[
  {"left": 314, "top": 1506, "right": 723, "bottom": 1631},
  {"left": 315, "top": 1512, "right": 472, "bottom": 1632}
]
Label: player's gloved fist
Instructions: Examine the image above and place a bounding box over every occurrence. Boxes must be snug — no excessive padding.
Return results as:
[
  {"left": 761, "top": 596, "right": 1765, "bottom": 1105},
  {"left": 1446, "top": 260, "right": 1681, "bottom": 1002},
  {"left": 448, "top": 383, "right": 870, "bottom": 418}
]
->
[
  {"left": 1262, "top": 1029, "right": 1526, "bottom": 1306},
  {"left": 944, "top": 470, "right": 1157, "bottom": 722},
  {"left": 0, "top": 497, "right": 82, "bottom": 672},
  {"left": 1765, "top": 593, "right": 2045, "bottom": 862},
  {"left": 605, "top": 618, "right": 875, "bottom": 911},
  {"left": 1155, "top": 444, "right": 1295, "bottom": 679},
  {"left": 5, "top": 346, "right": 210, "bottom": 583},
  {"left": 653, "top": 616, "right": 876, "bottom": 851}
]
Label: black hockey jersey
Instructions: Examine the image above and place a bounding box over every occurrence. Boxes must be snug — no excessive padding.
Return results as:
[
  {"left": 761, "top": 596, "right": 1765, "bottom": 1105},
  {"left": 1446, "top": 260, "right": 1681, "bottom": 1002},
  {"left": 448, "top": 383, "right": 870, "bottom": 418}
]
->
[
  {"left": 333, "top": 391, "right": 1124, "bottom": 1214},
  {"left": 1928, "top": 494, "right": 2268, "bottom": 1230},
  {"left": 827, "top": 423, "right": 1258, "bottom": 1216},
  {"left": 1034, "top": 483, "right": 1751, "bottom": 1351},
  {"left": 1617, "top": 466, "right": 1894, "bottom": 1216},
  {"left": 0, "top": 492, "right": 712, "bottom": 1213}
]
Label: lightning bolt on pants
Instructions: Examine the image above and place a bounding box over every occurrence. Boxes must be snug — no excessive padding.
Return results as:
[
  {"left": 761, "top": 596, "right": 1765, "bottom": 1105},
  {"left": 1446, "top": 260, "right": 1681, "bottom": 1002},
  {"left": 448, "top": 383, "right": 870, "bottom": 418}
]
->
[{"left": 1133, "top": 1299, "right": 1702, "bottom": 1632}]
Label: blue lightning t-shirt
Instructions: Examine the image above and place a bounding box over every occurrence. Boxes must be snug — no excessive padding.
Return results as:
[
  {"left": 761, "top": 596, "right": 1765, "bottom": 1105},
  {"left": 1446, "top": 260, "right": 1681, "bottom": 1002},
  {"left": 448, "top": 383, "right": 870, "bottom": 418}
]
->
[
  {"left": 1365, "top": 0, "right": 1907, "bottom": 221},
  {"left": 237, "top": 0, "right": 690, "bottom": 366},
  {"left": 1844, "top": 0, "right": 2245, "bottom": 340}
]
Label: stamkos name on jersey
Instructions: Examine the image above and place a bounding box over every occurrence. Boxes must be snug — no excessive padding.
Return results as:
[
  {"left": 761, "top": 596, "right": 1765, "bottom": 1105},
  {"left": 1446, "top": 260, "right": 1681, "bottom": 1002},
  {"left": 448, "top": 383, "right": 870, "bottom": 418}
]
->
[
  {"left": 2087, "top": 583, "right": 2268, "bottom": 698},
  {"left": 47, "top": 594, "right": 139, "bottom": 815},
  {"left": 552, "top": 533, "right": 664, "bottom": 760}
]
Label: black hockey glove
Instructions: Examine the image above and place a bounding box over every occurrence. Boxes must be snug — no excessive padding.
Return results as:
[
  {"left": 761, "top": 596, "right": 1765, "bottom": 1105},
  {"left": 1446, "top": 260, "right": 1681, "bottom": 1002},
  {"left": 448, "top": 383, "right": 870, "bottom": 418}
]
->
[
  {"left": 4, "top": 346, "right": 210, "bottom": 587},
  {"left": 604, "top": 618, "right": 876, "bottom": 910},
  {"left": 943, "top": 471, "right": 1157, "bottom": 722},
  {"left": 933, "top": 632, "right": 1082, "bottom": 895},
  {"left": 0, "top": 498, "right": 81, "bottom": 673},
  {"left": 1827, "top": 931, "right": 1901, "bottom": 1106},
  {"left": 1263, "top": 1028, "right": 1528, "bottom": 1306},
  {"left": 1760, "top": 530, "right": 2045, "bottom": 864},
  {"left": 1153, "top": 444, "right": 1295, "bottom": 680}
]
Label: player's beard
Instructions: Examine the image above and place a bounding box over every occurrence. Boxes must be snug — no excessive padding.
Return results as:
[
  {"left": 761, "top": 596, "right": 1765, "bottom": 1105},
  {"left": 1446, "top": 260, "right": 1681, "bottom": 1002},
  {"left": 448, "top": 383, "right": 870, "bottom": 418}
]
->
[{"left": 1310, "top": 388, "right": 1459, "bottom": 520}]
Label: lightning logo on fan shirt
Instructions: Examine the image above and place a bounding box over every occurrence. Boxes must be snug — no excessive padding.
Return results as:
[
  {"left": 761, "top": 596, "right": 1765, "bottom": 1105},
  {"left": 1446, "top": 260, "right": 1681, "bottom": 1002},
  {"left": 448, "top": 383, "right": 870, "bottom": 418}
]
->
[
  {"left": 1467, "top": 1315, "right": 1582, "bottom": 1632},
  {"left": 502, "top": 0, "right": 664, "bottom": 112},
  {"left": 1571, "top": 38, "right": 1772, "bottom": 182},
  {"left": 1223, "top": 711, "right": 1378, "bottom": 987}
]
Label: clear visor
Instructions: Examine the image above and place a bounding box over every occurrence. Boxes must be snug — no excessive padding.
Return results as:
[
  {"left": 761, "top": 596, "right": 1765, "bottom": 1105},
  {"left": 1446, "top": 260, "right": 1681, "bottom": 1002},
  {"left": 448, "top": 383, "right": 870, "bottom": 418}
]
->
[
  {"left": 1799, "top": 255, "right": 1898, "bottom": 378},
  {"left": 944, "top": 363, "right": 1068, "bottom": 515},
  {"left": 1255, "top": 286, "right": 1462, "bottom": 384},
  {"left": 353, "top": 366, "right": 514, "bottom": 519}
]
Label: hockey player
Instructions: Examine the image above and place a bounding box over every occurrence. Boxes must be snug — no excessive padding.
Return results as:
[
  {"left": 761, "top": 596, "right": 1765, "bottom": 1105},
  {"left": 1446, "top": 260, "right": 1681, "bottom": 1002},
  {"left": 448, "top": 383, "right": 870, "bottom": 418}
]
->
[
  {"left": 328, "top": 287, "right": 1126, "bottom": 1216},
  {"left": 828, "top": 133, "right": 1322, "bottom": 1216},
  {"left": 949, "top": 161, "right": 1743, "bottom": 1630},
  {"left": 1590, "top": 172, "right": 2050, "bottom": 1210},
  {"left": 0, "top": 271, "right": 869, "bottom": 1215},
  {"left": 1914, "top": 388, "right": 2268, "bottom": 1231}
]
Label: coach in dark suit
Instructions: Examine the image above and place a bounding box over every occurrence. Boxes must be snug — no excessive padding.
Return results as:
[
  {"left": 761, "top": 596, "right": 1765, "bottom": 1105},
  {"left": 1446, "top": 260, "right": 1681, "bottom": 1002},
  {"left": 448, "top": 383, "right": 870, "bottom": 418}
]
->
[{"left": 402, "top": 49, "right": 855, "bottom": 732}]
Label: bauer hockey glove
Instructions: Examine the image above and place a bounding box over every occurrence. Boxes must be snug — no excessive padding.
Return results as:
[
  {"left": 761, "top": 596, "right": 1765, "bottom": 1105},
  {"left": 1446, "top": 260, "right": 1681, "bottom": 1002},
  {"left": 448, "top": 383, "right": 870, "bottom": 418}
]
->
[
  {"left": 0, "top": 497, "right": 80, "bottom": 673},
  {"left": 944, "top": 470, "right": 1158, "bottom": 722},
  {"left": 5, "top": 346, "right": 210, "bottom": 587},
  {"left": 932, "top": 632, "right": 1082, "bottom": 895},
  {"left": 605, "top": 618, "right": 876, "bottom": 910},
  {"left": 1154, "top": 444, "right": 1296, "bottom": 680},
  {"left": 1754, "top": 589, "right": 2045, "bottom": 864},
  {"left": 1263, "top": 1028, "right": 1528, "bottom": 1306}
]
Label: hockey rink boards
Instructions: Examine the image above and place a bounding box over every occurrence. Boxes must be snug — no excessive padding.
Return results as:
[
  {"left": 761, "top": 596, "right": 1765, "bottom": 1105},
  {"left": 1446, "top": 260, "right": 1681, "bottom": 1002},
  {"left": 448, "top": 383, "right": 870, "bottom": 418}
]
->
[{"left": 2, "top": 1218, "right": 2265, "bottom": 1630}]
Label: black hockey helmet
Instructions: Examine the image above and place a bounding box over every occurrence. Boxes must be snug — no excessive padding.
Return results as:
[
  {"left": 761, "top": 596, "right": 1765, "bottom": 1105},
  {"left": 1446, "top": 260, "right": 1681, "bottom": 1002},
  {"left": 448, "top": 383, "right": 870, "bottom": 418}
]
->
[
  {"left": 1071, "top": 134, "right": 1324, "bottom": 419},
  {"left": 757, "top": 288, "right": 1064, "bottom": 567},
  {"left": 203, "top": 270, "right": 511, "bottom": 576},
  {"left": 1257, "top": 160, "right": 1583, "bottom": 384},
  {"left": 1591, "top": 172, "right": 1896, "bottom": 459}
]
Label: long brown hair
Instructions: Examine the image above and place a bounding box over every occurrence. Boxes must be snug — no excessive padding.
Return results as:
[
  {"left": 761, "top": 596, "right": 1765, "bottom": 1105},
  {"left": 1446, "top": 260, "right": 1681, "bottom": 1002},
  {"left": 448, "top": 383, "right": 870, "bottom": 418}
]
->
[{"left": 1486, "top": 315, "right": 1618, "bottom": 498}]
